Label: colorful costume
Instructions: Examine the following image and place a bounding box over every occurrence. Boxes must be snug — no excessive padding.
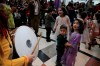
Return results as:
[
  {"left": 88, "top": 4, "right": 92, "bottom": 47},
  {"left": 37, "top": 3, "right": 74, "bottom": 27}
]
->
[
  {"left": 61, "top": 32, "right": 81, "bottom": 66},
  {"left": 0, "top": 33, "right": 29, "bottom": 66}
]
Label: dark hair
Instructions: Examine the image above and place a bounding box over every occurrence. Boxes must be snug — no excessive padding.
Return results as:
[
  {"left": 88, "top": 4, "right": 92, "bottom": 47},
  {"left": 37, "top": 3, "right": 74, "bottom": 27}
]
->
[
  {"left": 95, "top": 12, "right": 100, "bottom": 24},
  {"left": 47, "top": 7, "right": 53, "bottom": 13},
  {"left": 0, "top": 11, "right": 8, "bottom": 37},
  {"left": 0, "top": 0, "right": 5, "bottom": 3},
  {"left": 68, "top": 2, "right": 73, "bottom": 8},
  {"left": 80, "top": 11, "right": 87, "bottom": 20},
  {"left": 72, "top": 19, "right": 84, "bottom": 34},
  {"left": 60, "top": 6, "right": 68, "bottom": 16},
  {"left": 60, "top": 24, "right": 67, "bottom": 30},
  {"left": 0, "top": 11, "right": 8, "bottom": 29}
]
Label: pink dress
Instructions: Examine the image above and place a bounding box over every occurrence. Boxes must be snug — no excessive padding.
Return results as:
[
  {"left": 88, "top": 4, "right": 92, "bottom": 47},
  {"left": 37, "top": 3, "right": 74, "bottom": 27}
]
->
[
  {"left": 80, "top": 19, "right": 90, "bottom": 48},
  {"left": 53, "top": 15, "right": 71, "bottom": 40}
]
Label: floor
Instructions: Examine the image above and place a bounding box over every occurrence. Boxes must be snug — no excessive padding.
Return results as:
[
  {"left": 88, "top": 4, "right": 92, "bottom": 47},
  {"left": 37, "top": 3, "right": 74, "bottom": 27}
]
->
[{"left": 32, "top": 25, "right": 100, "bottom": 66}]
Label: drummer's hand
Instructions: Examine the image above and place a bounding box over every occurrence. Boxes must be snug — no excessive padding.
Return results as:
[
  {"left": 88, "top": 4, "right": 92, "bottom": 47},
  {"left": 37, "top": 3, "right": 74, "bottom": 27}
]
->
[{"left": 27, "top": 54, "right": 35, "bottom": 63}]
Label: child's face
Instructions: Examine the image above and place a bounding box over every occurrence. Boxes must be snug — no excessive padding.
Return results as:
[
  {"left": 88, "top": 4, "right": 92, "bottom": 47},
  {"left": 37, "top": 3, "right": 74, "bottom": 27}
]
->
[
  {"left": 60, "top": 28, "right": 67, "bottom": 35},
  {"left": 73, "top": 20, "right": 79, "bottom": 30},
  {"left": 58, "top": 8, "right": 63, "bottom": 16}
]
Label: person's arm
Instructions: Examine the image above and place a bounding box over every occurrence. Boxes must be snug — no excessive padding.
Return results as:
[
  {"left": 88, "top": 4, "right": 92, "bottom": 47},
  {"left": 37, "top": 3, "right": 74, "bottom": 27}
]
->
[
  {"left": 12, "top": 56, "right": 29, "bottom": 66},
  {"left": 91, "top": 22, "right": 96, "bottom": 30},
  {"left": 53, "top": 16, "right": 58, "bottom": 32},
  {"left": 4, "top": 56, "right": 29, "bottom": 66},
  {"left": 66, "top": 16, "right": 71, "bottom": 29},
  {"left": 71, "top": 35, "right": 81, "bottom": 49},
  {"left": 50, "top": 15, "right": 55, "bottom": 22},
  {"left": 65, "top": 34, "right": 81, "bottom": 48},
  {"left": 4, "top": 54, "right": 35, "bottom": 66},
  {"left": 65, "top": 42, "right": 72, "bottom": 47}
]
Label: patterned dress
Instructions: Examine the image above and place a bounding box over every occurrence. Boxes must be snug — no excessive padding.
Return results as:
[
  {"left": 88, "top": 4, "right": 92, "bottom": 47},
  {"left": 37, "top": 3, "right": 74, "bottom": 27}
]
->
[{"left": 61, "top": 32, "right": 81, "bottom": 66}]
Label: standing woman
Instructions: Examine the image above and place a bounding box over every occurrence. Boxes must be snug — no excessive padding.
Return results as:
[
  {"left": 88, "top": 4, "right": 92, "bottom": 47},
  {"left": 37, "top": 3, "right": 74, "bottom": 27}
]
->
[
  {"left": 53, "top": 6, "right": 71, "bottom": 40},
  {"left": 0, "top": 3, "right": 34, "bottom": 66}
]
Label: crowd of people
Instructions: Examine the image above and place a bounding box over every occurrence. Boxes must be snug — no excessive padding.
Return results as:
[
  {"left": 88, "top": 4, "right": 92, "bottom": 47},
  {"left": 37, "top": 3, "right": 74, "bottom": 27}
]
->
[{"left": 0, "top": 0, "right": 100, "bottom": 66}]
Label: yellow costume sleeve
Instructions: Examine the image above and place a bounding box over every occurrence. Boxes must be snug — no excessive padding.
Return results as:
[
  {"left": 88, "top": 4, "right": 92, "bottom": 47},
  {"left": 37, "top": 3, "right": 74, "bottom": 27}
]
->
[
  {"left": 3, "top": 56, "right": 29, "bottom": 66},
  {"left": 0, "top": 33, "right": 29, "bottom": 66},
  {"left": 12, "top": 56, "right": 29, "bottom": 66}
]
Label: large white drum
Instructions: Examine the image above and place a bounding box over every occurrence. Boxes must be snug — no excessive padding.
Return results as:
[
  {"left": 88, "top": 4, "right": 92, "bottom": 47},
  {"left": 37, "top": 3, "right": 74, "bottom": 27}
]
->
[{"left": 14, "top": 26, "right": 38, "bottom": 60}]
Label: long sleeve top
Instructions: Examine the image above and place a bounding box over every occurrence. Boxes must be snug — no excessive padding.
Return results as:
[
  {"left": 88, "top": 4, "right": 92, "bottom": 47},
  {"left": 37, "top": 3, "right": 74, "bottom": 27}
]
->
[
  {"left": 56, "top": 34, "right": 68, "bottom": 51},
  {"left": 0, "top": 33, "right": 29, "bottom": 66},
  {"left": 45, "top": 14, "right": 55, "bottom": 28}
]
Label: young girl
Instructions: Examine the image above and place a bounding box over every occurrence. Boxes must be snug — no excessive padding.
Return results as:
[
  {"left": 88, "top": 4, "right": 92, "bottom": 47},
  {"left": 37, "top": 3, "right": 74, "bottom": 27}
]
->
[
  {"left": 79, "top": 12, "right": 90, "bottom": 49},
  {"left": 61, "top": 19, "right": 84, "bottom": 66},
  {"left": 53, "top": 6, "right": 71, "bottom": 40},
  {"left": 88, "top": 12, "right": 100, "bottom": 49}
]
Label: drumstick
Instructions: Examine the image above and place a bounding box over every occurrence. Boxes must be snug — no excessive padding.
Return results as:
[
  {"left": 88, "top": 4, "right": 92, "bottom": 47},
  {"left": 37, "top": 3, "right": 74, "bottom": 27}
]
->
[{"left": 31, "top": 32, "right": 42, "bottom": 54}]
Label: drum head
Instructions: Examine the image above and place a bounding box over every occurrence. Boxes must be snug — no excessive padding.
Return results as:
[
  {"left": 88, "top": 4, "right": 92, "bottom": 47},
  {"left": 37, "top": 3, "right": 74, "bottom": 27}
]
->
[{"left": 14, "top": 26, "right": 38, "bottom": 59}]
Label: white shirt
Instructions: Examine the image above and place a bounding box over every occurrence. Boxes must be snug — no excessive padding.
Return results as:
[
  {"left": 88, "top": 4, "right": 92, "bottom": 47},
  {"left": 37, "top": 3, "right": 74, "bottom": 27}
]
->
[{"left": 34, "top": 1, "right": 39, "bottom": 15}]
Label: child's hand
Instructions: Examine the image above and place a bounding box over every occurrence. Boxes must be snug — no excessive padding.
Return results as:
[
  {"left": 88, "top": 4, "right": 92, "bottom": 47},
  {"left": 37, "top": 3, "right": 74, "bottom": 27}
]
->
[
  {"left": 27, "top": 54, "right": 35, "bottom": 63},
  {"left": 65, "top": 43, "right": 72, "bottom": 47}
]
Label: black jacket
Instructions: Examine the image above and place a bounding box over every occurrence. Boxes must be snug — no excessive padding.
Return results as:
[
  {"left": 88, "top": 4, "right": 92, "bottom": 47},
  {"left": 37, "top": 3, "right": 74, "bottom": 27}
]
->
[{"left": 56, "top": 34, "right": 68, "bottom": 51}]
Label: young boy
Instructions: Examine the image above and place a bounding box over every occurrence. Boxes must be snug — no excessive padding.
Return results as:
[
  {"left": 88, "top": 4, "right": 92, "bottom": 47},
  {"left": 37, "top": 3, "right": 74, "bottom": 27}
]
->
[
  {"left": 45, "top": 7, "right": 55, "bottom": 42},
  {"left": 56, "top": 24, "right": 68, "bottom": 66}
]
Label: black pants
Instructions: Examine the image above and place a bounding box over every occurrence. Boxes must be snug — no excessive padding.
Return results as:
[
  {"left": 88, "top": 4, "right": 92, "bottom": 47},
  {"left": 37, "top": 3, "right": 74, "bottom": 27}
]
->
[
  {"left": 46, "top": 27, "right": 52, "bottom": 41},
  {"left": 56, "top": 50, "right": 64, "bottom": 66}
]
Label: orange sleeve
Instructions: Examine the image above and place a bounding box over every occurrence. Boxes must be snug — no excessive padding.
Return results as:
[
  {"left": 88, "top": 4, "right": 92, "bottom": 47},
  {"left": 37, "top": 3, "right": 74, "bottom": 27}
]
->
[
  {"left": 3, "top": 56, "right": 29, "bottom": 66},
  {"left": 12, "top": 56, "right": 29, "bottom": 66}
]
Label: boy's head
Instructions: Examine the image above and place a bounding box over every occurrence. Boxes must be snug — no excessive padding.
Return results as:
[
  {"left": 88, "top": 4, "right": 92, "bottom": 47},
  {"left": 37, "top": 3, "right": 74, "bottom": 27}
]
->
[
  {"left": 60, "top": 24, "right": 67, "bottom": 35},
  {"left": 47, "top": 7, "right": 53, "bottom": 13}
]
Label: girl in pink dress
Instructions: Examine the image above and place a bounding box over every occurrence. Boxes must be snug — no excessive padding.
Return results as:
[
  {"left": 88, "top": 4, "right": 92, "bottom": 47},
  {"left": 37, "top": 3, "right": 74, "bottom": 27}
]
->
[
  {"left": 53, "top": 7, "right": 71, "bottom": 40},
  {"left": 61, "top": 19, "right": 84, "bottom": 66}
]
